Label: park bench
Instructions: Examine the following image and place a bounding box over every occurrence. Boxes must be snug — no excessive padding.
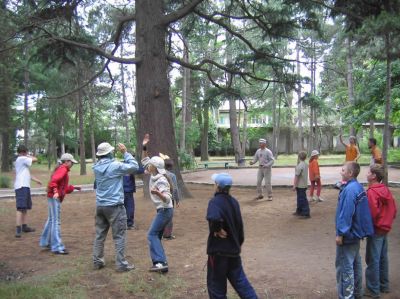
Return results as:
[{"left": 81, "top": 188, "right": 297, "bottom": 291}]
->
[{"left": 197, "top": 161, "right": 233, "bottom": 169}]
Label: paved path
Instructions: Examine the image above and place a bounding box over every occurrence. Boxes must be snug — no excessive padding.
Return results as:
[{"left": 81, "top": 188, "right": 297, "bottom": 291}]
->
[
  {"left": 1, "top": 166, "right": 399, "bottom": 199},
  {"left": 182, "top": 165, "right": 400, "bottom": 187}
]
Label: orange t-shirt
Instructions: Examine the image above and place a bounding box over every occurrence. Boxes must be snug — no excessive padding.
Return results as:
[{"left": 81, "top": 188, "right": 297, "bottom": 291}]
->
[
  {"left": 345, "top": 144, "right": 359, "bottom": 161},
  {"left": 371, "top": 146, "right": 382, "bottom": 164},
  {"left": 309, "top": 159, "right": 320, "bottom": 181}
]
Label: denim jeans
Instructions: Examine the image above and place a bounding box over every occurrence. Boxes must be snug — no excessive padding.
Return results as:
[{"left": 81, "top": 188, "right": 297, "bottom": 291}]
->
[
  {"left": 365, "top": 235, "right": 389, "bottom": 296},
  {"left": 39, "top": 198, "right": 65, "bottom": 252},
  {"left": 336, "top": 240, "right": 362, "bottom": 299},
  {"left": 124, "top": 192, "right": 135, "bottom": 227},
  {"left": 207, "top": 255, "right": 258, "bottom": 299},
  {"left": 147, "top": 208, "right": 173, "bottom": 264},
  {"left": 296, "top": 187, "right": 310, "bottom": 216},
  {"left": 93, "top": 205, "right": 129, "bottom": 269}
]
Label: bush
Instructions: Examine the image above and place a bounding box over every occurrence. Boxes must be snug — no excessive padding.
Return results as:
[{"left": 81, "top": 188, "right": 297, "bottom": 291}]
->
[
  {"left": 178, "top": 150, "right": 196, "bottom": 170},
  {"left": 0, "top": 175, "right": 11, "bottom": 188}
]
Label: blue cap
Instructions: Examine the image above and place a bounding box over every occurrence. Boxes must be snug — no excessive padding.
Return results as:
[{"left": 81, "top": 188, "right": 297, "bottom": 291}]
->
[{"left": 211, "top": 173, "right": 233, "bottom": 188}]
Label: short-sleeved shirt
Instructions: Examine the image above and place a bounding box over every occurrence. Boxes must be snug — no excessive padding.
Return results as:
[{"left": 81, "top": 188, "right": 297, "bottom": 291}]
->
[
  {"left": 295, "top": 161, "right": 308, "bottom": 188},
  {"left": 370, "top": 146, "right": 382, "bottom": 165},
  {"left": 345, "top": 144, "right": 358, "bottom": 161},
  {"left": 14, "top": 156, "right": 32, "bottom": 189}
]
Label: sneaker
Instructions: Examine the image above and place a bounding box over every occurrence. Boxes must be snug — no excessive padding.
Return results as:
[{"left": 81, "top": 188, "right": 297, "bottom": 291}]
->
[
  {"left": 292, "top": 212, "right": 300, "bottom": 216},
  {"left": 254, "top": 195, "right": 264, "bottom": 200},
  {"left": 40, "top": 245, "right": 51, "bottom": 251},
  {"left": 363, "top": 289, "right": 380, "bottom": 298},
  {"left": 298, "top": 215, "right": 311, "bottom": 219},
  {"left": 149, "top": 262, "right": 168, "bottom": 273},
  {"left": 116, "top": 264, "right": 135, "bottom": 272},
  {"left": 53, "top": 249, "right": 69, "bottom": 255},
  {"left": 163, "top": 235, "right": 176, "bottom": 240},
  {"left": 22, "top": 226, "right": 36, "bottom": 233},
  {"left": 267, "top": 196, "right": 273, "bottom": 201},
  {"left": 15, "top": 232, "right": 21, "bottom": 238},
  {"left": 316, "top": 197, "right": 324, "bottom": 202}
]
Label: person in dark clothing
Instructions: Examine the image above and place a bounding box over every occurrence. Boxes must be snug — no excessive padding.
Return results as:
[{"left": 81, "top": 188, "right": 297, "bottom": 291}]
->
[
  {"left": 206, "top": 173, "right": 258, "bottom": 299},
  {"left": 123, "top": 165, "right": 144, "bottom": 229}
]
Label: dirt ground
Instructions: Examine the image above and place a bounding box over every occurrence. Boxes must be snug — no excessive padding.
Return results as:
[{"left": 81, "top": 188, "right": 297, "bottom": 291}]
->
[{"left": 0, "top": 185, "right": 399, "bottom": 299}]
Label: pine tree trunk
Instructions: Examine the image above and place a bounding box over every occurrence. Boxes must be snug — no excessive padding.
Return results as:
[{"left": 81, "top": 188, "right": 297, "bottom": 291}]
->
[
  {"left": 89, "top": 94, "right": 96, "bottom": 163},
  {"left": 77, "top": 87, "right": 86, "bottom": 175},
  {"left": 136, "top": 0, "right": 190, "bottom": 197},
  {"left": 200, "top": 100, "right": 209, "bottom": 161},
  {"left": 382, "top": 33, "right": 391, "bottom": 185},
  {"left": 180, "top": 46, "right": 190, "bottom": 153},
  {"left": 346, "top": 37, "right": 356, "bottom": 136},
  {"left": 23, "top": 67, "right": 29, "bottom": 147},
  {"left": 120, "top": 44, "right": 131, "bottom": 145},
  {"left": 296, "top": 44, "right": 304, "bottom": 151}
]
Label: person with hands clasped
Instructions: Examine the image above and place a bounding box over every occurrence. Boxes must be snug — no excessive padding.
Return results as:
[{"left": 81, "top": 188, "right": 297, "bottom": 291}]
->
[
  {"left": 292, "top": 151, "right": 310, "bottom": 219},
  {"left": 206, "top": 173, "right": 258, "bottom": 299},
  {"left": 39, "top": 153, "right": 81, "bottom": 255},
  {"left": 335, "top": 162, "right": 374, "bottom": 299},
  {"left": 141, "top": 134, "right": 173, "bottom": 273}
]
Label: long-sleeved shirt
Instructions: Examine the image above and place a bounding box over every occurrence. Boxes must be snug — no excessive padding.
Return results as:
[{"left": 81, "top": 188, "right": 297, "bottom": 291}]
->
[
  {"left": 252, "top": 148, "right": 274, "bottom": 168},
  {"left": 47, "top": 164, "right": 75, "bottom": 202},
  {"left": 308, "top": 159, "right": 320, "bottom": 181},
  {"left": 93, "top": 152, "right": 138, "bottom": 206}
]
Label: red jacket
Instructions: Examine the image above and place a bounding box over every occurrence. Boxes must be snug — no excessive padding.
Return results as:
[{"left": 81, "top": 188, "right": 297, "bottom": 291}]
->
[
  {"left": 367, "top": 183, "right": 397, "bottom": 235},
  {"left": 47, "top": 164, "right": 75, "bottom": 202}
]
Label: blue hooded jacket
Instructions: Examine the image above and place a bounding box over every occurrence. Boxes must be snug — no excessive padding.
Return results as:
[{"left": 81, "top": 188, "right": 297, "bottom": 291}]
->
[
  {"left": 93, "top": 152, "right": 138, "bottom": 206},
  {"left": 123, "top": 165, "right": 144, "bottom": 193},
  {"left": 336, "top": 179, "right": 374, "bottom": 244}
]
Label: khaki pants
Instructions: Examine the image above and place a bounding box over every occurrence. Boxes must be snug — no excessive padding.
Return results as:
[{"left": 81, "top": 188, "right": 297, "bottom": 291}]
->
[{"left": 257, "top": 167, "right": 272, "bottom": 197}]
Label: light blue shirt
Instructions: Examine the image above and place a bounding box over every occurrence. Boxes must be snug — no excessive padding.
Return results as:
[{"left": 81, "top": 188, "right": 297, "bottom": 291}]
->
[{"left": 93, "top": 152, "right": 138, "bottom": 206}]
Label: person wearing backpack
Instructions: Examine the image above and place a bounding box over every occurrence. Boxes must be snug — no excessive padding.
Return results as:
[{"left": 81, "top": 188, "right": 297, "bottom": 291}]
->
[
  {"left": 364, "top": 164, "right": 397, "bottom": 298},
  {"left": 335, "top": 162, "right": 374, "bottom": 299}
]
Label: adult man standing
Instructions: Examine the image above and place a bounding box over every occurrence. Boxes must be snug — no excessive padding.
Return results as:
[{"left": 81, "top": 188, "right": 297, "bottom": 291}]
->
[
  {"left": 14, "top": 145, "right": 42, "bottom": 238},
  {"left": 249, "top": 138, "right": 274, "bottom": 200},
  {"left": 368, "top": 138, "right": 382, "bottom": 165},
  {"left": 335, "top": 162, "right": 374, "bottom": 299},
  {"left": 364, "top": 164, "right": 397, "bottom": 298},
  {"left": 92, "top": 142, "right": 138, "bottom": 272}
]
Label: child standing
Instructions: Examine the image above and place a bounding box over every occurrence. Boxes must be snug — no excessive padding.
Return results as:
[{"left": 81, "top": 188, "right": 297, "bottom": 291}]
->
[
  {"left": 292, "top": 151, "right": 310, "bottom": 219},
  {"left": 123, "top": 163, "right": 144, "bottom": 230},
  {"left": 309, "top": 150, "right": 323, "bottom": 202},
  {"left": 39, "top": 153, "right": 81, "bottom": 254},
  {"left": 14, "top": 145, "right": 42, "bottom": 238},
  {"left": 161, "top": 156, "right": 181, "bottom": 240},
  {"left": 364, "top": 164, "right": 397, "bottom": 298},
  {"left": 206, "top": 173, "right": 258, "bottom": 299},
  {"left": 141, "top": 134, "right": 173, "bottom": 273}
]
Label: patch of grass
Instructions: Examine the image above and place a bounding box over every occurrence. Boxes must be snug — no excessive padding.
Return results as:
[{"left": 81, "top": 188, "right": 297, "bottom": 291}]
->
[
  {"left": 122, "top": 272, "right": 187, "bottom": 299},
  {"left": 0, "top": 268, "right": 87, "bottom": 299}
]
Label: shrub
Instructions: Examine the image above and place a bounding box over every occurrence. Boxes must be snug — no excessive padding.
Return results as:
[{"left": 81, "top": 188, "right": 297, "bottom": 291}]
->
[
  {"left": 178, "top": 150, "right": 196, "bottom": 170},
  {"left": 0, "top": 175, "right": 11, "bottom": 188}
]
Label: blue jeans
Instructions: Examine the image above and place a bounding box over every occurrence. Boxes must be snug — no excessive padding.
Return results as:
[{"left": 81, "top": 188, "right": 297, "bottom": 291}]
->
[
  {"left": 365, "top": 235, "right": 389, "bottom": 296},
  {"left": 147, "top": 208, "right": 173, "bottom": 264},
  {"left": 39, "top": 198, "right": 65, "bottom": 252},
  {"left": 207, "top": 255, "right": 258, "bottom": 299},
  {"left": 296, "top": 188, "right": 310, "bottom": 216},
  {"left": 336, "top": 240, "right": 362, "bottom": 299},
  {"left": 124, "top": 192, "right": 135, "bottom": 227}
]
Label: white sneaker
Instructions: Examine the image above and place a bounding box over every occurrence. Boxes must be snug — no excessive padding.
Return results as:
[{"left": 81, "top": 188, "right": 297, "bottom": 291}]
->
[
  {"left": 317, "top": 197, "right": 324, "bottom": 202},
  {"left": 149, "top": 262, "right": 168, "bottom": 273}
]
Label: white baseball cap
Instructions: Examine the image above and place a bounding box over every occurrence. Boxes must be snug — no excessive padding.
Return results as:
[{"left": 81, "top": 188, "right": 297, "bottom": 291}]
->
[
  {"left": 311, "top": 150, "right": 319, "bottom": 157},
  {"left": 148, "top": 156, "right": 166, "bottom": 174},
  {"left": 60, "top": 153, "right": 78, "bottom": 164},
  {"left": 259, "top": 138, "right": 267, "bottom": 144},
  {"left": 96, "top": 142, "right": 115, "bottom": 156}
]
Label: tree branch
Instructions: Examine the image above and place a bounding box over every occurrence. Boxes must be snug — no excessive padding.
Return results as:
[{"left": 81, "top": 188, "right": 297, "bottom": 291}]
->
[
  {"left": 37, "top": 27, "right": 140, "bottom": 64},
  {"left": 163, "top": 0, "right": 205, "bottom": 25},
  {"left": 113, "top": 14, "right": 136, "bottom": 45}
]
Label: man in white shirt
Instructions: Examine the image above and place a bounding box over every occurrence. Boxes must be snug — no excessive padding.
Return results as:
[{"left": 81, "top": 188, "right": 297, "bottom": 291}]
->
[
  {"left": 249, "top": 138, "right": 275, "bottom": 200},
  {"left": 14, "top": 145, "right": 42, "bottom": 238}
]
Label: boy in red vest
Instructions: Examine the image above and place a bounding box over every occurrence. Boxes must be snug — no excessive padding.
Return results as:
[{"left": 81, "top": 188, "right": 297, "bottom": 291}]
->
[{"left": 364, "top": 164, "right": 397, "bottom": 298}]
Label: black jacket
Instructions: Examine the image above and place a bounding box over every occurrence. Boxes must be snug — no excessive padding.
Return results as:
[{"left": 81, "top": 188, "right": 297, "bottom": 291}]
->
[{"left": 206, "top": 192, "right": 244, "bottom": 256}]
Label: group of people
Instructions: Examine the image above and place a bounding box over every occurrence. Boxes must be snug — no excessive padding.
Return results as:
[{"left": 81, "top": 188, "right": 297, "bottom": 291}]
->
[{"left": 12, "top": 133, "right": 396, "bottom": 299}]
